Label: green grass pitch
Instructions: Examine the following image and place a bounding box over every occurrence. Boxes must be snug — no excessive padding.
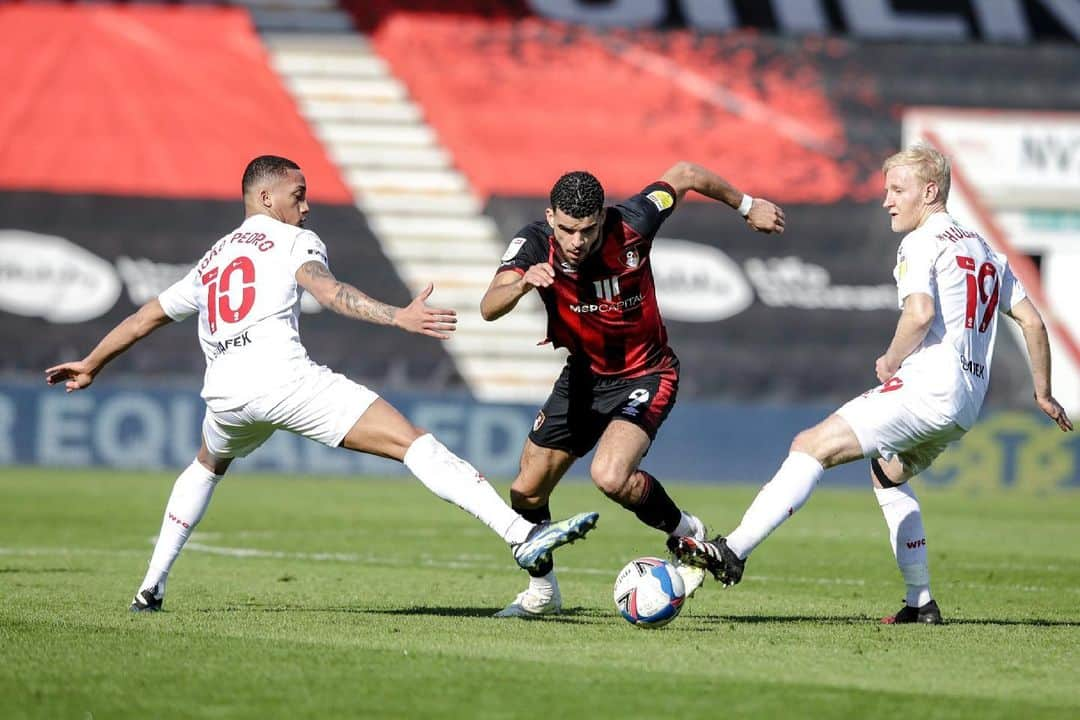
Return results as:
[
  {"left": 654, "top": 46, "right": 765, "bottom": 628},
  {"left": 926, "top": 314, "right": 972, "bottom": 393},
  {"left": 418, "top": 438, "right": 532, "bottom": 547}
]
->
[{"left": 2, "top": 467, "right": 1078, "bottom": 719}]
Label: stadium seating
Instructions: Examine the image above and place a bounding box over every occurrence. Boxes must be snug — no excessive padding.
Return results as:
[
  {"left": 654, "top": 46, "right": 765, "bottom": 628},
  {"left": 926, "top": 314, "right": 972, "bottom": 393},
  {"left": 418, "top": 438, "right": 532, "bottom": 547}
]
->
[{"left": 3, "top": 0, "right": 1076, "bottom": 405}]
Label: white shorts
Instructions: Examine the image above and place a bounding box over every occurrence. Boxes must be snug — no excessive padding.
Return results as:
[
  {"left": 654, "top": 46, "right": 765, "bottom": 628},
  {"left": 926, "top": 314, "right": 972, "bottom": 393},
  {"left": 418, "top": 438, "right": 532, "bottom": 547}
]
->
[
  {"left": 202, "top": 365, "right": 379, "bottom": 459},
  {"left": 835, "top": 377, "right": 966, "bottom": 476}
]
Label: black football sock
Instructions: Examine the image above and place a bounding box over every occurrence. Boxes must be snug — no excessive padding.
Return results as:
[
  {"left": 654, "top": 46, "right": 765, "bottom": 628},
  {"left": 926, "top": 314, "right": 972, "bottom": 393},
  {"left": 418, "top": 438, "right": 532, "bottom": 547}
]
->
[{"left": 625, "top": 471, "right": 681, "bottom": 534}]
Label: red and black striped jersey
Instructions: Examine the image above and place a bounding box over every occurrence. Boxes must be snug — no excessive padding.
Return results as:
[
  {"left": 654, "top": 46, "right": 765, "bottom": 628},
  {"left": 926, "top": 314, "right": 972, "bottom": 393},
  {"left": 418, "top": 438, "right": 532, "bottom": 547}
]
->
[{"left": 496, "top": 182, "right": 678, "bottom": 378}]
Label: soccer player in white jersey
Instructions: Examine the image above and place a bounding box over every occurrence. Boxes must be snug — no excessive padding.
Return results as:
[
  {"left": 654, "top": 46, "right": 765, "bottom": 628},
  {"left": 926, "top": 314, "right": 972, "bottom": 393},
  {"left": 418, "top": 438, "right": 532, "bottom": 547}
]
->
[
  {"left": 670, "top": 143, "right": 1072, "bottom": 624},
  {"left": 45, "top": 155, "right": 599, "bottom": 612}
]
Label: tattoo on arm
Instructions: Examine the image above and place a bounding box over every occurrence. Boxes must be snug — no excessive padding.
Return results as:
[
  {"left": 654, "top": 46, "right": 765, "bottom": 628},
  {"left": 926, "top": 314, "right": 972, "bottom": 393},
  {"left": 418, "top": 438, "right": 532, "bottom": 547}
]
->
[
  {"left": 301, "top": 261, "right": 334, "bottom": 282},
  {"left": 332, "top": 283, "right": 396, "bottom": 325},
  {"left": 300, "top": 260, "right": 397, "bottom": 325}
]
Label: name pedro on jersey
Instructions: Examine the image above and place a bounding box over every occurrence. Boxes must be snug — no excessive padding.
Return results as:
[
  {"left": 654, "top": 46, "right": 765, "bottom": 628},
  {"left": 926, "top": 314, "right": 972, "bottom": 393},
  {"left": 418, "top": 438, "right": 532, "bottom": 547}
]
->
[
  {"left": 198, "top": 232, "right": 275, "bottom": 274},
  {"left": 570, "top": 293, "right": 645, "bottom": 314}
]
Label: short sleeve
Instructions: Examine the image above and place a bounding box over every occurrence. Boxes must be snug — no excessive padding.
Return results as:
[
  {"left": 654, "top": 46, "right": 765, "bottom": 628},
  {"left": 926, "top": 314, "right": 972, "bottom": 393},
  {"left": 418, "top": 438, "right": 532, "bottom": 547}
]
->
[
  {"left": 288, "top": 230, "right": 329, "bottom": 275},
  {"left": 896, "top": 233, "right": 938, "bottom": 302},
  {"left": 614, "top": 181, "right": 677, "bottom": 240},
  {"left": 496, "top": 223, "right": 549, "bottom": 274},
  {"left": 157, "top": 267, "right": 199, "bottom": 322},
  {"left": 998, "top": 261, "right": 1028, "bottom": 314}
]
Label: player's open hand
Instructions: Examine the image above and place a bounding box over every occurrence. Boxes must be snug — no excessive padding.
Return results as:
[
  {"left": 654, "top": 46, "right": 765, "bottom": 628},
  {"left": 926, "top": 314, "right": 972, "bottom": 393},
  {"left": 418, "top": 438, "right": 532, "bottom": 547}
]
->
[
  {"left": 1036, "top": 394, "right": 1073, "bottom": 432},
  {"left": 522, "top": 263, "right": 556, "bottom": 290},
  {"left": 45, "top": 361, "right": 95, "bottom": 392},
  {"left": 746, "top": 198, "right": 785, "bottom": 234},
  {"left": 395, "top": 283, "right": 457, "bottom": 340}
]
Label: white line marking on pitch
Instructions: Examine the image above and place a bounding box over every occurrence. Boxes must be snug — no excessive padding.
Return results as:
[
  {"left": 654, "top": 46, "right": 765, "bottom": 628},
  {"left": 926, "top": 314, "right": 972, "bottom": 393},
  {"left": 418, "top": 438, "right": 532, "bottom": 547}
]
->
[{"left": 2, "top": 543, "right": 1077, "bottom": 596}]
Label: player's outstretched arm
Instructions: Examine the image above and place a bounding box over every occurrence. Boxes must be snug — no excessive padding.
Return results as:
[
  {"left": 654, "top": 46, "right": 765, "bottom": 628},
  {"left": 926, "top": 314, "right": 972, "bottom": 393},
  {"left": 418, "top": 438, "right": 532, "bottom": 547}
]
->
[
  {"left": 45, "top": 298, "right": 173, "bottom": 392},
  {"left": 480, "top": 265, "right": 554, "bottom": 321},
  {"left": 660, "top": 161, "right": 785, "bottom": 234},
  {"left": 1007, "top": 298, "right": 1073, "bottom": 432},
  {"left": 296, "top": 260, "right": 456, "bottom": 339},
  {"left": 875, "top": 292, "right": 935, "bottom": 383}
]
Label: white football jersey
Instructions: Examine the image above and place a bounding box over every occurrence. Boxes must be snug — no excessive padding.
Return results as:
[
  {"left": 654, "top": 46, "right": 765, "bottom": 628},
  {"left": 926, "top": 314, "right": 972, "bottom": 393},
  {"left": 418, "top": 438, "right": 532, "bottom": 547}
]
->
[
  {"left": 893, "top": 212, "right": 1027, "bottom": 429},
  {"left": 158, "top": 214, "right": 328, "bottom": 411}
]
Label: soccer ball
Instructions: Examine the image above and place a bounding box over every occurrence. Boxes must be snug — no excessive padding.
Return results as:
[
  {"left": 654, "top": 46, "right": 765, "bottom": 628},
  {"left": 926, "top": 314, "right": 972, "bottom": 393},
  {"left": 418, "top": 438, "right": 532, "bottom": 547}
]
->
[{"left": 613, "top": 556, "right": 686, "bottom": 628}]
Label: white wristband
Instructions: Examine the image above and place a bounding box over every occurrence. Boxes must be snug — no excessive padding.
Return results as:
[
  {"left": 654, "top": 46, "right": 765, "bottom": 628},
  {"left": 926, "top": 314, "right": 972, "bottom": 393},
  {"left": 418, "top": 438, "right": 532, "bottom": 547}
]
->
[{"left": 737, "top": 194, "right": 754, "bottom": 217}]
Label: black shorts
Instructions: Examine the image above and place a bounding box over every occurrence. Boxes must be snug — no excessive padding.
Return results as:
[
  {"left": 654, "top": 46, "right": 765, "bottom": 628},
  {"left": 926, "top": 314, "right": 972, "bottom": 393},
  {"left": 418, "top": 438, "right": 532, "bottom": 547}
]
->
[{"left": 529, "top": 362, "right": 680, "bottom": 457}]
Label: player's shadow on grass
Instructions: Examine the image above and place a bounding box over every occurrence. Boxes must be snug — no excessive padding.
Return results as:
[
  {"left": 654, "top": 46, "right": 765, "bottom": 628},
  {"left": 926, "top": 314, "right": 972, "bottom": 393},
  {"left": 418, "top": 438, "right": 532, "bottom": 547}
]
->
[
  {"left": 204, "top": 604, "right": 607, "bottom": 621},
  {"left": 370, "top": 606, "right": 611, "bottom": 623},
  {"left": 925, "top": 617, "right": 1080, "bottom": 627},
  {"left": 687, "top": 613, "right": 1080, "bottom": 627}
]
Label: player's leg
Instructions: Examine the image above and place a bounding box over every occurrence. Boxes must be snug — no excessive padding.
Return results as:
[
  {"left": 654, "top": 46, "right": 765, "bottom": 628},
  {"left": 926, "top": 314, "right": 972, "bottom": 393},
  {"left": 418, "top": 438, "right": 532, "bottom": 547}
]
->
[
  {"left": 590, "top": 420, "right": 703, "bottom": 537},
  {"left": 590, "top": 365, "right": 703, "bottom": 537},
  {"left": 340, "top": 397, "right": 537, "bottom": 543},
  {"left": 132, "top": 402, "right": 284, "bottom": 611},
  {"left": 132, "top": 444, "right": 231, "bottom": 612},
  {"left": 495, "top": 439, "right": 575, "bottom": 617},
  {"left": 671, "top": 413, "right": 863, "bottom": 585},
  {"left": 590, "top": 420, "right": 708, "bottom": 596},
  {"left": 133, "top": 402, "right": 281, "bottom": 611},
  {"left": 874, "top": 434, "right": 959, "bottom": 625},
  {"left": 264, "top": 367, "right": 540, "bottom": 548},
  {"left": 508, "top": 438, "right": 573, "bottom": 529},
  {"left": 334, "top": 390, "right": 597, "bottom": 572},
  {"left": 724, "top": 413, "right": 863, "bottom": 557}
]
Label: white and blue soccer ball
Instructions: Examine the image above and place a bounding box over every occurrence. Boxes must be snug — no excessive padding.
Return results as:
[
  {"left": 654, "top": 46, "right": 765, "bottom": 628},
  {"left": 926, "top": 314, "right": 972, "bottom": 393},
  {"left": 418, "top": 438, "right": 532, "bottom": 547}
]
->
[{"left": 613, "top": 556, "right": 686, "bottom": 628}]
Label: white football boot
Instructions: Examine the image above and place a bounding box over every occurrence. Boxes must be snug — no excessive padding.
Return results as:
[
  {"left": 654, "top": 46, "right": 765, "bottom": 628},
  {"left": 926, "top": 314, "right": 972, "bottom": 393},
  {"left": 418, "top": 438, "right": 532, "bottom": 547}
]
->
[
  {"left": 494, "top": 575, "right": 562, "bottom": 618},
  {"left": 675, "top": 564, "right": 707, "bottom": 599},
  {"left": 671, "top": 513, "right": 708, "bottom": 599}
]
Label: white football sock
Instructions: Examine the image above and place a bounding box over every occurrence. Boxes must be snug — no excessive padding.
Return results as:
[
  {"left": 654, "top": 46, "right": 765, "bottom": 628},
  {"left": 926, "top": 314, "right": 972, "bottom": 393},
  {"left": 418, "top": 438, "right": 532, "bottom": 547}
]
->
[
  {"left": 139, "top": 459, "right": 222, "bottom": 593},
  {"left": 529, "top": 571, "right": 558, "bottom": 599},
  {"left": 726, "top": 451, "right": 824, "bottom": 559},
  {"left": 672, "top": 511, "right": 705, "bottom": 540},
  {"left": 404, "top": 434, "right": 533, "bottom": 545},
  {"left": 875, "top": 484, "right": 932, "bottom": 607}
]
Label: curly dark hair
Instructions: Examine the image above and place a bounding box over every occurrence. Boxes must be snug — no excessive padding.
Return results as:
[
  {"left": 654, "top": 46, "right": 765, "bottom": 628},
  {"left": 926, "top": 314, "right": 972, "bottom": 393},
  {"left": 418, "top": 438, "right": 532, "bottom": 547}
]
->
[
  {"left": 242, "top": 155, "right": 301, "bottom": 196},
  {"left": 549, "top": 171, "right": 604, "bottom": 219}
]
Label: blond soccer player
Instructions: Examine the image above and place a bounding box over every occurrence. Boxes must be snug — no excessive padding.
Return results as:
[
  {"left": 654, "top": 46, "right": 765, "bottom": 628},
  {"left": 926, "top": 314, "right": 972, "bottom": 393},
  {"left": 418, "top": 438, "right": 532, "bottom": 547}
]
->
[{"left": 670, "top": 143, "right": 1072, "bottom": 624}]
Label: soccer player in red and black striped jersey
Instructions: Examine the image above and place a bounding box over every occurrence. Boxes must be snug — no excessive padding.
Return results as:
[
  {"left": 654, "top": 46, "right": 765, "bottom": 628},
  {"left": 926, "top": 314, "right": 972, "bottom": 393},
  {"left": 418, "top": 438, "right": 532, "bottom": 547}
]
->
[{"left": 481, "top": 162, "right": 785, "bottom": 617}]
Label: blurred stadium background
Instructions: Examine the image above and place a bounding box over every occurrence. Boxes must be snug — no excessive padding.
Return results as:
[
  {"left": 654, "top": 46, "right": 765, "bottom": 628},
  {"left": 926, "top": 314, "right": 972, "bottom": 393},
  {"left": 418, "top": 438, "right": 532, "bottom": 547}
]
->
[{"left": 1, "top": 0, "right": 1078, "bottom": 490}]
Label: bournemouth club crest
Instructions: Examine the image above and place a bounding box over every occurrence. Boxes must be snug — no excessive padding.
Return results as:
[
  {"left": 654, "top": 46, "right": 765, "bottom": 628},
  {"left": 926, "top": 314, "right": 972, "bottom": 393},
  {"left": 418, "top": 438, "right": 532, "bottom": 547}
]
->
[{"left": 624, "top": 248, "right": 640, "bottom": 269}]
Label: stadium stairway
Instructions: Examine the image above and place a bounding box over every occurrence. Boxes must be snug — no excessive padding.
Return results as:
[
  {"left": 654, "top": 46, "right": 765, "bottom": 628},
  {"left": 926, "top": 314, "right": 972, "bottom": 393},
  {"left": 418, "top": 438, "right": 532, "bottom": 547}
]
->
[
  {"left": 28, "top": 0, "right": 565, "bottom": 400},
  {"left": 261, "top": 30, "right": 566, "bottom": 402}
]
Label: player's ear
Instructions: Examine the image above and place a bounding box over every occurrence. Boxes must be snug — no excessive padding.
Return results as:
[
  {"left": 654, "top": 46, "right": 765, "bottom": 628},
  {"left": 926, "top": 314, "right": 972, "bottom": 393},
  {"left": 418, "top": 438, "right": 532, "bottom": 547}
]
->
[
  {"left": 545, "top": 207, "right": 555, "bottom": 229},
  {"left": 260, "top": 188, "right": 272, "bottom": 209},
  {"left": 924, "top": 181, "right": 938, "bottom": 204}
]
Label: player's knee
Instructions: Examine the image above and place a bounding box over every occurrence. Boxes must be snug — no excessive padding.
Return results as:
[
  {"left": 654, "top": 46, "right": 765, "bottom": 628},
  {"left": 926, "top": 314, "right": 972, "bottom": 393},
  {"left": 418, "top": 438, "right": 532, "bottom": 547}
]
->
[
  {"left": 789, "top": 428, "right": 819, "bottom": 457},
  {"left": 871, "top": 457, "right": 910, "bottom": 487},
  {"left": 590, "top": 462, "right": 629, "bottom": 499},
  {"left": 790, "top": 428, "right": 843, "bottom": 469}
]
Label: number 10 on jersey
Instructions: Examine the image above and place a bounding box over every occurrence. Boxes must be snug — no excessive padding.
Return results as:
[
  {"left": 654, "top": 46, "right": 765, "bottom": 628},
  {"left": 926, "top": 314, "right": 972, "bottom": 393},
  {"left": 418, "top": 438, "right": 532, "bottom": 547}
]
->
[{"left": 202, "top": 257, "right": 256, "bottom": 334}]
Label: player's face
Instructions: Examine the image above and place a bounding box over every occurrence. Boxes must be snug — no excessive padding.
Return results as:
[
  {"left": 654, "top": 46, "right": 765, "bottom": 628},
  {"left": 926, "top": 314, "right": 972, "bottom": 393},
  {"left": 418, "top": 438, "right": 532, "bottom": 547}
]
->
[
  {"left": 547, "top": 207, "right": 605, "bottom": 268},
  {"left": 268, "top": 169, "right": 310, "bottom": 227},
  {"left": 883, "top": 164, "right": 930, "bottom": 234}
]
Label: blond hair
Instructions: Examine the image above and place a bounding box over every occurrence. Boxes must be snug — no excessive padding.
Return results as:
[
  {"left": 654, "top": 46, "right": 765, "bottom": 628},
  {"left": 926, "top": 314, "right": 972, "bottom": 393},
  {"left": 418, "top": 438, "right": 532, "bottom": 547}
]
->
[{"left": 883, "top": 143, "right": 951, "bottom": 205}]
